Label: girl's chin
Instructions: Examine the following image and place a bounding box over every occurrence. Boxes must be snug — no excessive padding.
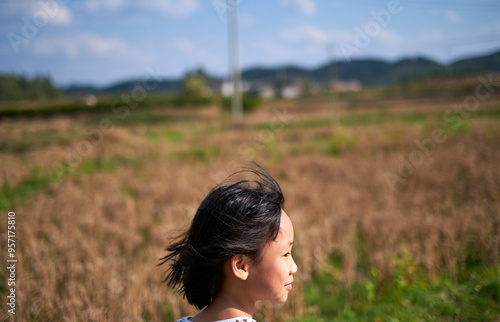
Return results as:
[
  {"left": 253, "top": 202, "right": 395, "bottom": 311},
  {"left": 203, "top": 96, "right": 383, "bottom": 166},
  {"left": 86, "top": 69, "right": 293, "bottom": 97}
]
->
[{"left": 272, "top": 295, "right": 289, "bottom": 305}]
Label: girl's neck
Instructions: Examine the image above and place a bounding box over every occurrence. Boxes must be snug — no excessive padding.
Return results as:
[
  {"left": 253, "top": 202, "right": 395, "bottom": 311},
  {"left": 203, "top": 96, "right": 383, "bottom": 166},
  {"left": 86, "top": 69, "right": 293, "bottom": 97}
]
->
[{"left": 192, "top": 291, "right": 254, "bottom": 322}]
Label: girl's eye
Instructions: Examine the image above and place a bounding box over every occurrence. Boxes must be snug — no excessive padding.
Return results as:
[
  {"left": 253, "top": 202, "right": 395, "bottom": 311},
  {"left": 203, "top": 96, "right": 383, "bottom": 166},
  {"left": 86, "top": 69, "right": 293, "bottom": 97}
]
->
[{"left": 284, "top": 252, "right": 291, "bottom": 257}]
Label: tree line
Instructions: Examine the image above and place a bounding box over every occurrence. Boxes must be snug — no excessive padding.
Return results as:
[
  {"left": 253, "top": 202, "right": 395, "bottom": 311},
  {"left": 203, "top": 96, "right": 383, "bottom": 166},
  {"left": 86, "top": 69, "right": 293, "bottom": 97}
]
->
[{"left": 0, "top": 74, "right": 60, "bottom": 101}]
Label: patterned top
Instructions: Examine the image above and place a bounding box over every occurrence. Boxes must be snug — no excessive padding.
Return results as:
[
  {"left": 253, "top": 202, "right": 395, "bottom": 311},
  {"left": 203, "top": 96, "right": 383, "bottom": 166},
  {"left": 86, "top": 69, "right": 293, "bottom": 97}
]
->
[{"left": 175, "top": 316, "right": 256, "bottom": 322}]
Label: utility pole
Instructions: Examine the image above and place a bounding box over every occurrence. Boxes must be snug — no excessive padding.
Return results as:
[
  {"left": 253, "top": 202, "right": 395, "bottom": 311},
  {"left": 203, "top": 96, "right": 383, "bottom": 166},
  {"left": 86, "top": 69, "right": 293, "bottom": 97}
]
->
[
  {"left": 227, "top": 0, "right": 243, "bottom": 123},
  {"left": 326, "top": 41, "right": 338, "bottom": 128}
]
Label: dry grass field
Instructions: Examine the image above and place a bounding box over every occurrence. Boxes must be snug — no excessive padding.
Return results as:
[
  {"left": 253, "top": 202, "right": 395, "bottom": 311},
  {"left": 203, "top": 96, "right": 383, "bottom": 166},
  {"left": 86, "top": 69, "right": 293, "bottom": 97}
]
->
[{"left": 1, "top": 93, "right": 499, "bottom": 321}]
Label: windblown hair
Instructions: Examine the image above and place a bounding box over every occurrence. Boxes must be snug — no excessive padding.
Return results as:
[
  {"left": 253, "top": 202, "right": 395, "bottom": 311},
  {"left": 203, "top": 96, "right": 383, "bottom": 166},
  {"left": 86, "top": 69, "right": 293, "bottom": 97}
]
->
[{"left": 159, "top": 165, "right": 285, "bottom": 310}]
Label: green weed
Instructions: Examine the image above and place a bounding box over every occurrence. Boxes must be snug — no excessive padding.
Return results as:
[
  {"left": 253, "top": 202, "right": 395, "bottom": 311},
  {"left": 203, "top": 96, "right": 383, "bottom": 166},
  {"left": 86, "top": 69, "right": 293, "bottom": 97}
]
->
[
  {"left": 256, "top": 106, "right": 500, "bottom": 134},
  {"left": 327, "top": 133, "right": 356, "bottom": 156},
  {"left": 0, "top": 157, "right": 135, "bottom": 211},
  {"left": 78, "top": 158, "right": 117, "bottom": 174},
  {"left": 220, "top": 95, "right": 261, "bottom": 114},
  {"left": 298, "top": 247, "right": 500, "bottom": 321},
  {"left": 263, "top": 140, "right": 283, "bottom": 163},
  {"left": 174, "top": 146, "right": 220, "bottom": 162},
  {"left": 445, "top": 120, "right": 470, "bottom": 136},
  {"left": 163, "top": 129, "right": 184, "bottom": 143},
  {"left": 0, "top": 166, "right": 61, "bottom": 211},
  {"left": 0, "top": 129, "right": 76, "bottom": 153}
]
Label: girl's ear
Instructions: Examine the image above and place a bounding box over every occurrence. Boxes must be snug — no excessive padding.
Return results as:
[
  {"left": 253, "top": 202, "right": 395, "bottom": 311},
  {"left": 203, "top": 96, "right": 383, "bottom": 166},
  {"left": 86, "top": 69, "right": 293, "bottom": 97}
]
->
[{"left": 231, "top": 254, "right": 249, "bottom": 281}]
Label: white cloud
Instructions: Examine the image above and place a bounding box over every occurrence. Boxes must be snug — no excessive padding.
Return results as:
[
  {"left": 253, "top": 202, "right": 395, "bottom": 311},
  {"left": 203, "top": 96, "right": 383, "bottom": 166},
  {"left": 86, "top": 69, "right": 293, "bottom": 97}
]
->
[
  {"left": 85, "top": 0, "right": 125, "bottom": 11},
  {"left": 84, "top": 0, "right": 199, "bottom": 16},
  {"left": 420, "top": 32, "right": 444, "bottom": 42},
  {"left": 280, "top": 0, "right": 316, "bottom": 16},
  {"left": 172, "top": 38, "right": 212, "bottom": 62},
  {"left": 283, "top": 25, "right": 329, "bottom": 43},
  {"left": 253, "top": 39, "right": 295, "bottom": 62},
  {"left": 34, "top": 33, "right": 129, "bottom": 56},
  {"left": 281, "top": 24, "right": 403, "bottom": 62},
  {"left": 284, "top": 25, "right": 402, "bottom": 46},
  {"left": 48, "top": 5, "right": 72, "bottom": 26},
  {"left": 377, "top": 29, "right": 403, "bottom": 45},
  {"left": 445, "top": 10, "right": 460, "bottom": 23},
  {"left": 238, "top": 14, "right": 255, "bottom": 27},
  {"left": 148, "top": 0, "right": 199, "bottom": 16},
  {"left": 282, "top": 25, "right": 354, "bottom": 44},
  {"left": 82, "top": 34, "right": 127, "bottom": 55},
  {"left": 173, "top": 39, "right": 195, "bottom": 53},
  {"left": 2, "top": 1, "right": 73, "bottom": 26}
]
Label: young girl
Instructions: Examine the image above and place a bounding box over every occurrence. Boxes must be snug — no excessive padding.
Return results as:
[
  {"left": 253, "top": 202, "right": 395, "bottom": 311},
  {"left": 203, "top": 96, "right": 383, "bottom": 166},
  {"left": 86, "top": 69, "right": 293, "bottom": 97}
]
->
[{"left": 159, "top": 166, "right": 298, "bottom": 322}]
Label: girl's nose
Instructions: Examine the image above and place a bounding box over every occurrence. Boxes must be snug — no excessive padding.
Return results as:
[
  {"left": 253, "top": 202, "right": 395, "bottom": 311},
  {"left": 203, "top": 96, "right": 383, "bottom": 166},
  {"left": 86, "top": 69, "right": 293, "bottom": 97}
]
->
[{"left": 291, "top": 256, "right": 298, "bottom": 274}]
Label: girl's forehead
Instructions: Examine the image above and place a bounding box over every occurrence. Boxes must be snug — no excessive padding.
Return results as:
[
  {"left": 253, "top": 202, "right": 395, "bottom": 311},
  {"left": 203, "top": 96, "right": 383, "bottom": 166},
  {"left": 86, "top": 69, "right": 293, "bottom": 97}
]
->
[{"left": 277, "top": 210, "right": 294, "bottom": 241}]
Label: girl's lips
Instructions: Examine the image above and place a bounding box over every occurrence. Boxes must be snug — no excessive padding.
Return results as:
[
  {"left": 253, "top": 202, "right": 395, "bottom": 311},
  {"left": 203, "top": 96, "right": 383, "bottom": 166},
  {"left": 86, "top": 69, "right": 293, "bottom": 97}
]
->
[{"left": 285, "top": 283, "right": 293, "bottom": 291}]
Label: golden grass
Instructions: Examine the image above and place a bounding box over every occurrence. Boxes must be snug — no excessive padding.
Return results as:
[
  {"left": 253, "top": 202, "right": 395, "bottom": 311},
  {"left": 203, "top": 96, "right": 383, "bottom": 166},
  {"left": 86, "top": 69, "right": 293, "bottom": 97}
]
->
[{"left": 0, "top": 97, "right": 499, "bottom": 321}]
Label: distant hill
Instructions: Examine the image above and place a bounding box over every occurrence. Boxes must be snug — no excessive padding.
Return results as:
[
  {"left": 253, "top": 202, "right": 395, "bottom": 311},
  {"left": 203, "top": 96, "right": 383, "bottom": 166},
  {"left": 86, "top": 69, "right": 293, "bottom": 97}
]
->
[
  {"left": 241, "top": 49, "right": 500, "bottom": 86},
  {"left": 64, "top": 84, "right": 102, "bottom": 96},
  {"left": 64, "top": 48, "right": 500, "bottom": 96},
  {"left": 451, "top": 50, "right": 500, "bottom": 74},
  {"left": 241, "top": 66, "right": 311, "bottom": 82},
  {"left": 313, "top": 59, "right": 396, "bottom": 85}
]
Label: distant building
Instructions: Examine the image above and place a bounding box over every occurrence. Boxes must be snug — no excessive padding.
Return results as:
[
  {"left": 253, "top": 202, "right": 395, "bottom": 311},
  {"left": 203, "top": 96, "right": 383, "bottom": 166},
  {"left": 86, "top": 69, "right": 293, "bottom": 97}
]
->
[
  {"left": 219, "top": 77, "right": 321, "bottom": 99},
  {"left": 220, "top": 80, "right": 251, "bottom": 97},
  {"left": 330, "top": 79, "right": 362, "bottom": 92},
  {"left": 245, "top": 77, "right": 305, "bottom": 99},
  {"left": 252, "top": 82, "right": 275, "bottom": 99},
  {"left": 281, "top": 81, "right": 302, "bottom": 99}
]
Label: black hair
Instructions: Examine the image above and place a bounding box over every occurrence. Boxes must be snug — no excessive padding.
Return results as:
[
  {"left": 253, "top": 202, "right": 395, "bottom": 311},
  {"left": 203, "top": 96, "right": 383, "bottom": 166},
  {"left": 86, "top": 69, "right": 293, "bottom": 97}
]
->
[{"left": 159, "top": 165, "right": 285, "bottom": 310}]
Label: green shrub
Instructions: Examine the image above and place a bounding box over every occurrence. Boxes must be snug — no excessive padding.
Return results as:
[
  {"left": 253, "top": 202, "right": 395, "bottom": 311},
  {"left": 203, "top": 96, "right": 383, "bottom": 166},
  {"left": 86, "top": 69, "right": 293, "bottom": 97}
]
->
[
  {"left": 327, "top": 133, "right": 356, "bottom": 156},
  {"left": 174, "top": 146, "right": 220, "bottom": 162},
  {"left": 220, "top": 95, "right": 261, "bottom": 114},
  {"left": 171, "top": 94, "right": 212, "bottom": 106},
  {"left": 298, "top": 247, "right": 500, "bottom": 322}
]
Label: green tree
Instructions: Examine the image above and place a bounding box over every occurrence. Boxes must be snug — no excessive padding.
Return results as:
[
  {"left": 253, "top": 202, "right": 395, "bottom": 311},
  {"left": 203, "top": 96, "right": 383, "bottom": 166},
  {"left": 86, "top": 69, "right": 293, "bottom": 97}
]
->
[
  {"left": 0, "top": 74, "right": 60, "bottom": 101},
  {"left": 181, "top": 68, "right": 212, "bottom": 98}
]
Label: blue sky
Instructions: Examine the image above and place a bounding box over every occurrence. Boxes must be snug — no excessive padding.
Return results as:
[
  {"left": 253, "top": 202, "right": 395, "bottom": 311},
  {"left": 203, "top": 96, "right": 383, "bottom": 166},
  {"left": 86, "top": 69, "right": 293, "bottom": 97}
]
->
[{"left": 1, "top": 0, "right": 500, "bottom": 87}]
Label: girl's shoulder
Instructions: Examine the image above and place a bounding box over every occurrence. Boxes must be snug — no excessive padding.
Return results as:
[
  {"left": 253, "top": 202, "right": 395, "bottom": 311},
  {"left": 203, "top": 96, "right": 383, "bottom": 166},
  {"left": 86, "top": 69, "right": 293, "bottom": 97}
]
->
[
  {"left": 175, "top": 317, "right": 192, "bottom": 322},
  {"left": 175, "top": 317, "right": 256, "bottom": 322},
  {"left": 215, "top": 318, "right": 256, "bottom": 322}
]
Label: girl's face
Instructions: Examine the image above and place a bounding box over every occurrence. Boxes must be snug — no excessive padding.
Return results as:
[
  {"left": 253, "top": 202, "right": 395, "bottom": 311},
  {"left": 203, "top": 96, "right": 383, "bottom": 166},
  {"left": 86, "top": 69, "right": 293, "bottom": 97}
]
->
[{"left": 247, "top": 210, "right": 298, "bottom": 304}]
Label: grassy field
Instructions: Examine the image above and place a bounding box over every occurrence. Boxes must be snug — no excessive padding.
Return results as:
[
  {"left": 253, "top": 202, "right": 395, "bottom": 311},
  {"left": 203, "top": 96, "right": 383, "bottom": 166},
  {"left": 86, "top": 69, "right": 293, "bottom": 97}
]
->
[{"left": 0, "top": 91, "right": 499, "bottom": 321}]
